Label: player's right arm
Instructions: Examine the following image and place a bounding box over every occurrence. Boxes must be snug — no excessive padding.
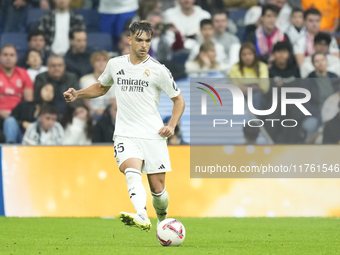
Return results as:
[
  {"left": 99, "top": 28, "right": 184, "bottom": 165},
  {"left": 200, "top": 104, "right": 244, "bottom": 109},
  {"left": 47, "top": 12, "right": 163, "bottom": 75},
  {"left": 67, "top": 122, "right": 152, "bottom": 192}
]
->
[
  {"left": 64, "top": 59, "right": 115, "bottom": 103},
  {"left": 63, "top": 82, "right": 111, "bottom": 103}
]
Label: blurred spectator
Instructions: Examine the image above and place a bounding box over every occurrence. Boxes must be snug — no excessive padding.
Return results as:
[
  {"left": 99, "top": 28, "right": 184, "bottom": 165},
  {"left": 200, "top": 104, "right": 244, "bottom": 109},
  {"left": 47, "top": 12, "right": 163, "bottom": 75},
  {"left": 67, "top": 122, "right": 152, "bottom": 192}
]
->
[
  {"left": 61, "top": 100, "right": 93, "bottom": 145},
  {"left": 0, "top": 130, "right": 5, "bottom": 143},
  {"left": 243, "top": 124, "right": 260, "bottom": 145},
  {"left": 4, "top": 83, "right": 54, "bottom": 143},
  {"left": 294, "top": 8, "right": 340, "bottom": 67},
  {"left": 300, "top": 32, "right": 340, "bottom": 78},
  {"left": 163, "top": 0, "right": 211, "bottom": 49},
  {"left": 64, "top": 28, "right": 93, "bottom": 78},
  {"left": 38, "top": 0, "right": 86, "bottom": 55},
  {"left": 98, "top": 0, "right": 139, "bottom": 45},
  {"left": 131, "top": 0, "right": 161, "bottom": 21},
  {"left": 185, "top": 41, "right": 227, "bottom": 76},
  {"left": 212, "top": 11, "right": 240, "bottom": 68},
  {"left": 286, "top": 7, "right": 306, "bottom": 45},
  {"left": 0, "top": 0, "right": 29, "bottom": 32},
  {"left": 35, "top": 55, "right": 79, "bottom": 113},
  {"left": 321, "top": 85, "right": 340, "bottom": 123},
  {"left": 302, "top": 53, "right": 339, "bottom": 139},
  {"left": 146, "top": 12, "right": 184, "bottom": 61},
  {"left": 229, "top": 42, "right": 269, "bottom": 110},
  {"left": 22, "top": 102, "right": 64, "bottom": 145},
  {"left": 302, "top": 0, "right": 339, "bottom": 33},
  {"left": 80, "top": 51, "right": 114, "bottom": 118},
  {"left": 245, "top": 4, "right": 290, "bottom": 64},
  {"left": 323, "top": 101, "right": 340, "bottom": 144},
  {"left": 92, "top": 99, "right": 116, "bottom": 143},
  {"left": 159, "top": 0, "right": 176, "bottom": 11},
  {"left": 118, "top": 31, "right": 131, "bottom": 55},
  {"left": 26, "top": 50, "right": 48, "bottom": 82},
  {"left": 222, "top": 0, "right": 257, "bottom": 9},
  {"left": 69, "top": 0, "right": 93, "bottom": 9},
  {"left": 188, "top": 19, "right": 227, "bottom": 65},
  {"left": 18, "top": 29, "right": 50, "bottom": 69},
  {"left": 244, "top": 0, "right": 295, "bottom": 34},
  {"left": 269, "top": 42, "right": 300, "bottom": 85},
  {"left": 163, "top": 116, "right": 188, "bottom": 145},
  {"left": 0, "top": 44, "right": 34, "bottom": 127}
]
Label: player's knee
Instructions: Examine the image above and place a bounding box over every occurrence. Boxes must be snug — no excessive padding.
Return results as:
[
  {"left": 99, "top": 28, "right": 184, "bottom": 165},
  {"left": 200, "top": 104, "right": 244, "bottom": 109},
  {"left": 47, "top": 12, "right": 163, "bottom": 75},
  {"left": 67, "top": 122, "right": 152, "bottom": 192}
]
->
[{"left": 151, "top": 186, "right": 165, "bottom": 195}]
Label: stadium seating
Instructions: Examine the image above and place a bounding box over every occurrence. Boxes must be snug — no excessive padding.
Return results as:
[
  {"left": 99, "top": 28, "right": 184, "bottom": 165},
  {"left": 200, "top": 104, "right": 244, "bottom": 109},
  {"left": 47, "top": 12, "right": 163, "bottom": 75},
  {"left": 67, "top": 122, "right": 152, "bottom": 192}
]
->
[
  {"left": 87, "top": 32, "right": 113, "bottom": 52},
  {"left": 26, "top": 9, "right": 49, "bottom": 30},
  {"left": 74, "top": 9, "right": 101, "bottom": 32},
  {"left": 0, "top": 32, "right": 28, "bottom": 59},
  {"left": 228, "top": 9, "right": 248, "bottom": 41}
]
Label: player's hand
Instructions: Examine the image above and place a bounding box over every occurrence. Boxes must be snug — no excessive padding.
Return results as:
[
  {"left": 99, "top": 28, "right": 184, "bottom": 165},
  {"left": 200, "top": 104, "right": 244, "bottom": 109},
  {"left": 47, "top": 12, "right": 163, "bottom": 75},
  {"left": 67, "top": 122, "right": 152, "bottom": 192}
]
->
[
  {"left": 158, "top": 126, "right": 175, "bottom": 138},
  {"left": 63, "top": 88, "right": 78, "bottom": 103}
]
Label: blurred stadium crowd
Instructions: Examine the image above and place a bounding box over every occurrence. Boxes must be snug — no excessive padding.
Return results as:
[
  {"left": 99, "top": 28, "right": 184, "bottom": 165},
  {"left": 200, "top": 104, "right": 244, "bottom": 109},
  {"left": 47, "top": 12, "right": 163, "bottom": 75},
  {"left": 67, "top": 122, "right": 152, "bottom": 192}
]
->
[{"left": 0, "top": 0, "right": 339, "bottom": 145}]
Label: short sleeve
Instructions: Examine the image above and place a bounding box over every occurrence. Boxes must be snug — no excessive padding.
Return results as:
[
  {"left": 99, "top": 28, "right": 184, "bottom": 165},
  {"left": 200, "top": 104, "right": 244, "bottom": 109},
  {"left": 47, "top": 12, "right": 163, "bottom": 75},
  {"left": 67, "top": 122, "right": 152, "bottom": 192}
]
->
[
  {"left": 22, "top": 70, "right": 34, "bottom": 89},
  {"left": 98, "top": 60, "right": 114, "bottom": 86},
  {"left": 329, "top": 37, "right": 339, "bottom": 54},
  {"left": 293, "top": 36, "right": 306, "bottom": 55},
  {"left": 158, "top": 65, "right": 181, "bottom": 99}
]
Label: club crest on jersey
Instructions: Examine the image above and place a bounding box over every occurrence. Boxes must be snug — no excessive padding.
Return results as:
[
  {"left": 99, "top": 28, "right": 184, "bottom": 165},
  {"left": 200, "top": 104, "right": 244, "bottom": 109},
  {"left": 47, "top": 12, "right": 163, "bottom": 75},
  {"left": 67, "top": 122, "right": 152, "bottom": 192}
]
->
[
  {"left": 143, "top": 69, "right": 151, "bottom": 77},
  {"left": 16, "top": 79, "right": 22, "bottom": 88}
]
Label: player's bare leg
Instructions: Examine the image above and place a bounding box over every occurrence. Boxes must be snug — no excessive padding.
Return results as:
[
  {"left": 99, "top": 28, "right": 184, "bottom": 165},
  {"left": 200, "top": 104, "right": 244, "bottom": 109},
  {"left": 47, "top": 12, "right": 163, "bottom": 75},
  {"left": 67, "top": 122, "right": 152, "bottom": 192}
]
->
[
  {"left": 119, "top": 158, "right": 151, "bottom": 231},
  {"left": 148, "top": 173, "right": 169, "bottom": 225}
]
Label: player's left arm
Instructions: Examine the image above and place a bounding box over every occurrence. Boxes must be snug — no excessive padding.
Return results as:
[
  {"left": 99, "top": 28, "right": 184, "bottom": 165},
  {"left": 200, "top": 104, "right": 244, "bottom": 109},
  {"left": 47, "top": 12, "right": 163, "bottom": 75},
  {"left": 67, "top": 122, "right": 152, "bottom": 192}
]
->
[{"left": 158, "top": 93, "right": 185, "bottom": 138}]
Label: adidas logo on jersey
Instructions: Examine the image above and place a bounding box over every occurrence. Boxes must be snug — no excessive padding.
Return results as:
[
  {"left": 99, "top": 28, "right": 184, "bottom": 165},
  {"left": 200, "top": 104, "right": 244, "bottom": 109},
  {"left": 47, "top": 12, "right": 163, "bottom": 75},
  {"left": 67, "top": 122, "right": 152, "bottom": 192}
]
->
[
  {"left": 158, "top": 164, "right": 165, "bottom": 170},
  {"left": 117, "top": 69, "right": 125, "bottom": 75}
]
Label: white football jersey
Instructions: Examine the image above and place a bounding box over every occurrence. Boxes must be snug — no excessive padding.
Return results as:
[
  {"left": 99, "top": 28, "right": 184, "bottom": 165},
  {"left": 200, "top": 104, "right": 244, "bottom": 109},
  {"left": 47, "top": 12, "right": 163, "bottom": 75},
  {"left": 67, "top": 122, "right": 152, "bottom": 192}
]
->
[{"left": 98, "top": 54, "right": 181, "bottom": 140}]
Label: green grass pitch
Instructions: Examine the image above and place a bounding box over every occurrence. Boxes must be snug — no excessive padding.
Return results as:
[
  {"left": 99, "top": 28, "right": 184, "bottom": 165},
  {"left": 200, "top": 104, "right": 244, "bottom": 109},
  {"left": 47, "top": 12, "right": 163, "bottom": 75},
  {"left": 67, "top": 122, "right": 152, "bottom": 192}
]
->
[{"left": 0, "top": 217, "right": 339, "bottom": 255}]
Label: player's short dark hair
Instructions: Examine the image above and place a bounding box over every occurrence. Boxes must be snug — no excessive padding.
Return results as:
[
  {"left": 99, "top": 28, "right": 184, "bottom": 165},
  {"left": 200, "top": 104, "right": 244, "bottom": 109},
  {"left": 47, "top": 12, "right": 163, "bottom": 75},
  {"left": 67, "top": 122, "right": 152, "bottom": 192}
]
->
[
  {"left": 27, "top": 28, "right": 45, "bottom": 42},
  {"left": 40, "top": 102, "right": 58, "bottom": 116},
  {"left": 69, "top": 27, "right": 86, "bottom": 40},
  {"left": 304, "top": 8, "right": 321, "bottom": 20},
  {"left": 200, "top": 19, "right": 213, "bottom": 29},
  {"left": 0, "top": 44, "right": 17, "bottom": 54},
  {"left": 311, "top": 52, "right": 326, "bottom": 64},
  {"left": 291, "top": 7, "right": 304, "bottom": 16},
  {"left": 273, "top": 41, "right": 292, "bottom": 53},
  {"left": 262, "top": 4, "right": 280, "bottom": 16},
  {"left": 129, "top": 20, "right": 153, "bottom": 37},
  {"left": 314, "top": 32, "right": 332, "bottom": 46}
]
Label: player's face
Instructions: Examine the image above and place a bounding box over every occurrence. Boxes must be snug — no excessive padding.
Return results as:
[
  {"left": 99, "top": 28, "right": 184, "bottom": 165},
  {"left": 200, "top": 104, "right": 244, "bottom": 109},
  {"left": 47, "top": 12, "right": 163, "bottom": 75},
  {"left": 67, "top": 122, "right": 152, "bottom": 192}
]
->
[
  {"left": 129, "top": 32, "right": 152, "bottom": 59},
  {"left": 305, "top": 14, "right": 321, "bottom": 34},
  {"left": 0, "top": 47, "right": 18, "bottom": 69},
  {"left": 40, "top": 113, "right": 57, "bottom": 132}
]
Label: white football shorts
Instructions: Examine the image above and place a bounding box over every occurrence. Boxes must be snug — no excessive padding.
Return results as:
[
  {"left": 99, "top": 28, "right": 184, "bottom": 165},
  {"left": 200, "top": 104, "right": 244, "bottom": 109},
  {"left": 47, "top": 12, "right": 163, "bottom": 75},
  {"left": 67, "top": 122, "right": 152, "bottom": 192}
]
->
[{"left": 113, "top": 135, "right": 172, "bottom": 174}]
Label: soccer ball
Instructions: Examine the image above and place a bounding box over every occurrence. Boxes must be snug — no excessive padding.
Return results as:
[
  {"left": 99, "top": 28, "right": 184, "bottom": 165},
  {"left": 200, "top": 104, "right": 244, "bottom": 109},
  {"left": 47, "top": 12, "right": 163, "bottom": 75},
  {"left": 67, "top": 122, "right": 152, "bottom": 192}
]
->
[{"left": 156, "top": 218, "right": 186, "bottom": 246}]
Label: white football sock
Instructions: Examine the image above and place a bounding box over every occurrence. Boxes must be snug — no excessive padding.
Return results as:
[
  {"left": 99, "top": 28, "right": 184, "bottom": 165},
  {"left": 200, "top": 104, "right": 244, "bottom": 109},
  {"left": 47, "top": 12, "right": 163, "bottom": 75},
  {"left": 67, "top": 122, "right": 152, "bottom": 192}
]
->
[
  {"left": 125, "top": 168, "right": 147, "bottom": 216},
  {"left": 151, "top": 188, "right": 169, "bottom": 222}
]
